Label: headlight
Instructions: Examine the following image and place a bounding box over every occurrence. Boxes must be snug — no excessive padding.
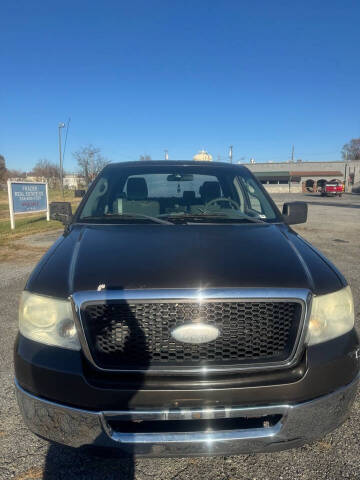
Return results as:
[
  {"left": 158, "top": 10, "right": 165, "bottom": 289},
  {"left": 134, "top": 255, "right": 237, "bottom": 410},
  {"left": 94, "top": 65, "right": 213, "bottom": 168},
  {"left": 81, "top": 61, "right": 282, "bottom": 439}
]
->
[
  {"left": 307, "top": 286, "right": 355, "bottom": 345},
  {"left": 19, "top": 291, "right": 80, "bottom": 350}
]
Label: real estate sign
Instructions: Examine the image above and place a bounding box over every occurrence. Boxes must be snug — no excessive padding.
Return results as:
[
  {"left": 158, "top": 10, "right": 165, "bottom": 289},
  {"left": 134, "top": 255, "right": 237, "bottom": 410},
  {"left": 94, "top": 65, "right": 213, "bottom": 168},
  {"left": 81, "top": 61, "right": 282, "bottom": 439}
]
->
[{"left": 7, "top": 181, "right": 49, "bottom": 229}]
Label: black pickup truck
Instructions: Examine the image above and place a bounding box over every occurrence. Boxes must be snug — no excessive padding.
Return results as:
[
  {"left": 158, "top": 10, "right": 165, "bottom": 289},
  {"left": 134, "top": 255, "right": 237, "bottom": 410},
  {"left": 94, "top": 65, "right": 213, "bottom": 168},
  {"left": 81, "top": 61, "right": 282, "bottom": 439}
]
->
[{"left": 15, "top": 161, "right": 359, "bottom": 457}]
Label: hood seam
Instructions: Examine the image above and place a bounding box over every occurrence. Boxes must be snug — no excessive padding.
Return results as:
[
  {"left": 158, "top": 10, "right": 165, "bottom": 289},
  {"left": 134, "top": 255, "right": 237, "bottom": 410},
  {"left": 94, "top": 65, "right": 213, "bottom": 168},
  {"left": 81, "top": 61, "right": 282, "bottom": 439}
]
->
[
  {"left": 279, "top": 230, "right": 316, "bottom": 292},
  {"left": 68, "top": 227, "right": 86, "bottom": 295}
]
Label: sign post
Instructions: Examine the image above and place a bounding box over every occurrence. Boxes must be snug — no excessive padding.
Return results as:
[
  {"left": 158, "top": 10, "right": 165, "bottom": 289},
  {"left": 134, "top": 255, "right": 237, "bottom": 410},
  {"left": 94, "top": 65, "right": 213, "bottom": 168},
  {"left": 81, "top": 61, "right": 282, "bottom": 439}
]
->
[{"left": 7, "top": 181, "right": 49, "bottom": 230}]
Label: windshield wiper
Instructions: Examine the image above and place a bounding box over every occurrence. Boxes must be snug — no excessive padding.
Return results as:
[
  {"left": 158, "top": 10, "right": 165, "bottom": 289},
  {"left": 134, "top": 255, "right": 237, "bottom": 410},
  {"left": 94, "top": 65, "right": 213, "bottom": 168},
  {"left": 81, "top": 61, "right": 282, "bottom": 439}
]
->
[
  {"left": 159, "top": 212, "right": 266, "bottom": 224},
  {"left": 80, "top": 213, "right": 173, "bottom": 225},
  {"left": 80, "top": 212, "right": 266, "bottom": 225},
  {"left": 230, "top": 213, "right": 266, "bottom": 224}
]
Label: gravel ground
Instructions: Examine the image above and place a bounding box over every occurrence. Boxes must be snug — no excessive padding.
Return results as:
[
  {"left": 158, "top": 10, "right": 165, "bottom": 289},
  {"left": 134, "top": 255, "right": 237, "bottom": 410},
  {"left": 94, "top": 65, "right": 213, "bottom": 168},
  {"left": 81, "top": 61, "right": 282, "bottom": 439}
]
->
[
  {"left": 0, "top": 263, "right": 34, "bottom": 289},
  {"left": 0, "top": 231, "right": 61, "bottom": 288},
  {"left": 0, "top": 193, "right": 359, "bottom": 480}
]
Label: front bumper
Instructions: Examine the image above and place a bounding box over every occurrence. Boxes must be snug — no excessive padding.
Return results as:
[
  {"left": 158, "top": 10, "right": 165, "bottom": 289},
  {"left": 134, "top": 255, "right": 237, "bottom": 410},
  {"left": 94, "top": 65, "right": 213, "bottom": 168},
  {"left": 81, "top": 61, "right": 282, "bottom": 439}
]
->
[{"left": 15, "top": 375, "right": 359, "bottom": 457}]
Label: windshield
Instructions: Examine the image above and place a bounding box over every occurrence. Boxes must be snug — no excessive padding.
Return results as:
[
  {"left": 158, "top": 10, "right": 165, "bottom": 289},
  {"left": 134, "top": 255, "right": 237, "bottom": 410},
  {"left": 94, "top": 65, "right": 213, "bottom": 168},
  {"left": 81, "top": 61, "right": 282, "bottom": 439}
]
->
[{"left": 77, "top": 165, "right": 279, "bottom": 223}]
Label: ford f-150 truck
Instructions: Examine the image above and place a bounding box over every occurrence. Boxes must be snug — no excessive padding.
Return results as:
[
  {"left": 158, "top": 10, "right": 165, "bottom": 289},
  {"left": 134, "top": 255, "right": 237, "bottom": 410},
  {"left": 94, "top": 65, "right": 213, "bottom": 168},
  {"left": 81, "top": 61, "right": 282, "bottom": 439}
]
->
[{"left": 15, "top": 161, "right": 359, "bottom": 457}]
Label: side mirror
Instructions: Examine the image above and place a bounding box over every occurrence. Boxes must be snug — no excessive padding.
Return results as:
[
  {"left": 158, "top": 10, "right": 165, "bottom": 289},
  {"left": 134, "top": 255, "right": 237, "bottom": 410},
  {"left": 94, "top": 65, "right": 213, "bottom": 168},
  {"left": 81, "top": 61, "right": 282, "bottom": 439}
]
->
[
  {"left": 50, "top": 202, "right": 72, "bottom": 225},
  {"left": 282, "top": 201, "right": 307, "bottom": 225},
  {"left": 74, "top": 189, "right": 86, "bottom": 198}
]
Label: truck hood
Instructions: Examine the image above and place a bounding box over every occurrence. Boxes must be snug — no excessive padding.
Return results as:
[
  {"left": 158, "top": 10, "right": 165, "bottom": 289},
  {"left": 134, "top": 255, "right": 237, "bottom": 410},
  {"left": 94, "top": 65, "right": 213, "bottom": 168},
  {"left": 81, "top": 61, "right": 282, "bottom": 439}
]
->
[{"left": 27, "top": 223, "right": 344, "bottom": 297}]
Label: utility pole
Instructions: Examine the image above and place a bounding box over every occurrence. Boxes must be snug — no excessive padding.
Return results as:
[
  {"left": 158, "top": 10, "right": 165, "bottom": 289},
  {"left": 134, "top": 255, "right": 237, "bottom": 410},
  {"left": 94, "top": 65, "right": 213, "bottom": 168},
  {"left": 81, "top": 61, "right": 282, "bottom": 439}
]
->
[
  {"left": 344, "top": 151, "right": 348, "bottom": 193},
  {"left": 229, "top": 145, "right": 233, "bottom": 164},
  {"left": 164, "top": 149, "right": 169, "bottom": 160},
  {"left": 58, "top": 122, "right": 65, "bottom": 199},
  {"left": 291, "top": 145, "right": 294, "bottom": 162}
]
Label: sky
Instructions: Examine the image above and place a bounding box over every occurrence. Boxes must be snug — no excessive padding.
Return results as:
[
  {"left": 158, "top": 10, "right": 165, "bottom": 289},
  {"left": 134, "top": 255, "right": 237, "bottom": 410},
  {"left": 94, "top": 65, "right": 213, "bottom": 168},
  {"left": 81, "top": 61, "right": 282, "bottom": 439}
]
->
[{"left": 1, "top": 0, "right": 360, "bottom": 172}]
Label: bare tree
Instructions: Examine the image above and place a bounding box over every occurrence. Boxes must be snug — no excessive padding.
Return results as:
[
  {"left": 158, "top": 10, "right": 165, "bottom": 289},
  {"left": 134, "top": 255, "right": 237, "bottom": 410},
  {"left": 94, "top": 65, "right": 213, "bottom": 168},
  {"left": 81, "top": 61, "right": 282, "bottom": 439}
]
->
[
  {"left": 0, "top": 155, "right": 7, "bottom": 185},
  {"left": 73, "top": 145, "right": 109, "bottom": 185},
  {"left": 6, "top": 169, "right": 26, "bottom": 180},
  {"left": 31, "top": 159, "right": 60, "bottom": 187},
  {"left": 342, "top": 138, "right": 360, "bottom": 161},
  {"left": 139, "top": 155, "right": 152, "bottom": 161}
]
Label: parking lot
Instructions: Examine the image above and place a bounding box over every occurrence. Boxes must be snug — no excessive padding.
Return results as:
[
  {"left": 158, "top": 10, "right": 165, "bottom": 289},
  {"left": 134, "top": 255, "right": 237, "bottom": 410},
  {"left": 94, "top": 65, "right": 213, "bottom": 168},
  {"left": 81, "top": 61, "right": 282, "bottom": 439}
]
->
[{"left": 0, "top": 192, "right": 359, "bottom": 480}]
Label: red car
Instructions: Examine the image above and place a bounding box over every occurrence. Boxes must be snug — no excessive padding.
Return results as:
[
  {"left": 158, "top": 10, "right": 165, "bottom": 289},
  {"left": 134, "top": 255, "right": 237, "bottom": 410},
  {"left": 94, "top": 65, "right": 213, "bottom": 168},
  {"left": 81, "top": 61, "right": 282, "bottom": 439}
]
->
[{"left": 320, "top": 181, "right": 343, "bottom": 197}]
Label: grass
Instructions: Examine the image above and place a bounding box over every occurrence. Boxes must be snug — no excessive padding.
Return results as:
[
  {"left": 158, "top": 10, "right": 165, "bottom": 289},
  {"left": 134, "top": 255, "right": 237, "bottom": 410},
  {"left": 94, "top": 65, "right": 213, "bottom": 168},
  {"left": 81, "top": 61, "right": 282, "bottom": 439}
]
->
[
  {"left": 0, "top": 215, "right": 61, "bottom": 246},
  {"left": 0, "top": 188, "right": 82, "bottom": 260}
]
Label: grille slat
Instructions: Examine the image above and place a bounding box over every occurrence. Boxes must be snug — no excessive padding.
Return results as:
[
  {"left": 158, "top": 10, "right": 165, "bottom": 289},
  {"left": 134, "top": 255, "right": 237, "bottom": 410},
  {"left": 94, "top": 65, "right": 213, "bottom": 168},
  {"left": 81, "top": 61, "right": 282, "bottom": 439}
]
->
[{"left": 81, "top": 300, "right": 302, "bottom": 370}]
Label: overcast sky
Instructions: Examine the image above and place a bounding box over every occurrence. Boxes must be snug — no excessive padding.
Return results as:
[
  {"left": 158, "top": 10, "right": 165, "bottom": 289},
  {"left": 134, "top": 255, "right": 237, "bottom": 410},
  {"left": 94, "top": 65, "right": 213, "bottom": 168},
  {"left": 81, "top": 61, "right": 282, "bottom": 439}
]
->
[{"left": 1, "top": 0, "right": 360, "bottom": 171}]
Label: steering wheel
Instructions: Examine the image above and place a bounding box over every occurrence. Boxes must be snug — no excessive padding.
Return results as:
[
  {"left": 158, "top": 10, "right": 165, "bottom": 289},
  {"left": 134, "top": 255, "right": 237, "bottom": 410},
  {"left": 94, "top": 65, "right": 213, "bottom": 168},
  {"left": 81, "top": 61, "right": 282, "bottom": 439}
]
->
[{"left": 204, "top": 197, "right": 240, "bottom": 211}]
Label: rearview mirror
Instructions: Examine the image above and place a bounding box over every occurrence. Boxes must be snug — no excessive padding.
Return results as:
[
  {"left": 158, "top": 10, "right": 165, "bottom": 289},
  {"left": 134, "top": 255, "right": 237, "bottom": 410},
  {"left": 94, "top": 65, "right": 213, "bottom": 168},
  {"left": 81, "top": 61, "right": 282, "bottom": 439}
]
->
[
  {"left": 50, "top": 202, "right": 72, "bottom": 225},
  {"left": 167, "top": 173, "right": 194, "bottom": 182},
  {"left": 282, "top": 202, "right": 307, "bottom": 225}
]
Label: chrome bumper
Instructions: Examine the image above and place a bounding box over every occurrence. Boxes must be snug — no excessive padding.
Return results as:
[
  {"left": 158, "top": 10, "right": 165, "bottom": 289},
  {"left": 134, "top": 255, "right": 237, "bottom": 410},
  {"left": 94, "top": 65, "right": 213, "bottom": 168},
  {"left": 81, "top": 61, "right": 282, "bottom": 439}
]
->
[{"left": 15, "top": 377, "right": 358, "bottom": 457}]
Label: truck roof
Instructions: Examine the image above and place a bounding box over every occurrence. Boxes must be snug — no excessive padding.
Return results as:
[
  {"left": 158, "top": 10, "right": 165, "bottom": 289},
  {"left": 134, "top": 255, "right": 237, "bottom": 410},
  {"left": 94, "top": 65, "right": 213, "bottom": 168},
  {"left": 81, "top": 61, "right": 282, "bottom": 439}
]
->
[{"left": 105, "top": 160, "right": 249, "bottom": 172}]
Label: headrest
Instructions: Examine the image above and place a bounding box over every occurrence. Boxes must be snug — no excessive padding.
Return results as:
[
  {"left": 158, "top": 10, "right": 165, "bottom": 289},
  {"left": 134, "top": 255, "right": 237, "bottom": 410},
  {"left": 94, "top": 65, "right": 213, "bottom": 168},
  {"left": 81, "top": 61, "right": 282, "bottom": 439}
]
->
[
  {"left": 200, "top": 181, "right": 221, "bottom": 202},
  {"left": 127, "top": 177, "right": 148, "bottom": 200},
  {"left": 183, "top": 191, "right": 196, "bottom": 203}
]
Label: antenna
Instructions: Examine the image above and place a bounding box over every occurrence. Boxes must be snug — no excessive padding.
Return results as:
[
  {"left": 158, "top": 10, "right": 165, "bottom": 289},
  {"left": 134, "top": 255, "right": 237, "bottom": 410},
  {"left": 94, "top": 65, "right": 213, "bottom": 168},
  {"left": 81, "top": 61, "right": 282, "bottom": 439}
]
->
[{"left": 229, "top": 145, "right": 233, "bottom": 164}]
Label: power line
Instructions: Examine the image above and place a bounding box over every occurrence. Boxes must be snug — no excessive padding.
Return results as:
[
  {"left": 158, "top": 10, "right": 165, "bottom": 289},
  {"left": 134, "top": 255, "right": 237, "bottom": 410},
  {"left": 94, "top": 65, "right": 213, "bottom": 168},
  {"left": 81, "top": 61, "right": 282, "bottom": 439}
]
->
[{"left": 62, "top": 117, "right": 71, "bottom": 167}]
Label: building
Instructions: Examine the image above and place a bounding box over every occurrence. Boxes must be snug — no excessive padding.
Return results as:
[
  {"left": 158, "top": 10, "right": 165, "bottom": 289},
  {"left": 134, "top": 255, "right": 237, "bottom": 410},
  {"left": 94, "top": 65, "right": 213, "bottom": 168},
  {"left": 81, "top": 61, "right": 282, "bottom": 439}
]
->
[
  {"left": 63, "top": 173, "right": 84, "bottom": 189},
  {"left": 24, "top": 173, "right": 85, "bottom": 189},
  {"left": 244, "top": 160, "right": 360, "bottom": 193},
  {"left": 25, "top": 175, "right": 58, "bottom": 188},
  {"left": 193, "top": 150, "right": 213, "bottom": 161}
]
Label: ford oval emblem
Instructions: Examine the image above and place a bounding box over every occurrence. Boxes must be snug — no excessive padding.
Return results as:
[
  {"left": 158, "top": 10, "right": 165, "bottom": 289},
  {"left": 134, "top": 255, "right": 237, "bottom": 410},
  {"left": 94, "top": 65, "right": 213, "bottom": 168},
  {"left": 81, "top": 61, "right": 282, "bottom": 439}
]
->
[{"left": 171, "top": 323, "right": 220, "bottom": 344}]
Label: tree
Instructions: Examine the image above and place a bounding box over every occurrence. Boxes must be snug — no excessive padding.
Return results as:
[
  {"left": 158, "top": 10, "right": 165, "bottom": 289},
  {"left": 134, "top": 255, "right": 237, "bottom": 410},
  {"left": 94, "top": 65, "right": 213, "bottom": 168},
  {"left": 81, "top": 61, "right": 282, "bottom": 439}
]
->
[
  {"left": 73, "top": 145, "right": 109, "bottom": 185},
  {"left": 0, "top": 155, "right": 7, "bottom": 184},
  {"left": 139, "top": 155, "right": 152, "bottom": 161},
  {"left": 342, "top": 138, "right": 360, "bottom": 161},
  {"left": 31, "top": 159, "right": 60, "bottom": 187},
  {"left": 6, "top": 169, "right": 26, "bottom": 179}
]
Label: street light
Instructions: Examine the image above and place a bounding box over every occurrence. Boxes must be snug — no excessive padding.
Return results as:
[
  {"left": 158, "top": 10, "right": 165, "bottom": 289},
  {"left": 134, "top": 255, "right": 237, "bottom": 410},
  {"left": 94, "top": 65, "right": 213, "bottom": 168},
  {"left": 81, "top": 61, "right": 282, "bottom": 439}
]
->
[
  {"left": 229, "top": 145, "right": 233, "bottom": 164},
  {"left": 58, "top": 122, "right": 65, "bottom": 199}
]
